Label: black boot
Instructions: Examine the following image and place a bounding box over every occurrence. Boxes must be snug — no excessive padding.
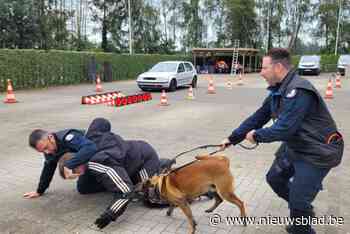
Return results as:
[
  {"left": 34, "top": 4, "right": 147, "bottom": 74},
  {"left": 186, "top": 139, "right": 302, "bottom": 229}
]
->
[
  {"left": 286, "top": 209, "right": 316, "bottom": 234},
  {"left": 285, "top": 225, "right": 316, "bottom": 234},
  {"left": 285, "top": 224, "right": 293, "bottom": 233}
]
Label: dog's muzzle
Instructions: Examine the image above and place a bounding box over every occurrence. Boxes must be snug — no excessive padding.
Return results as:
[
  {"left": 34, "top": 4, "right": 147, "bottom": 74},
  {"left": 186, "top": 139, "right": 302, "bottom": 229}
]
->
[{"left": 143, "top": 186, "right": 169, "bottom": 208}]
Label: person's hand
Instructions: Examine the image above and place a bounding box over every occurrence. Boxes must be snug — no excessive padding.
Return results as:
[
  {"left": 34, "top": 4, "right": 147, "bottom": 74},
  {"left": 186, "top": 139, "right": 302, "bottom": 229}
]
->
[
  {"left": 23, "top": 191, "right": 41, "bottom": 199},
  {"left": 220, "top": 138, "right": 232, "bottom": 150},
  {"left": 94, "top": 212, "right": 114, "bottom": 229},
  {"left": 245, "top": 130, "right": 256, "bottom": 144},
  {"left": 63, "top": 167, "right": 80, "bottom": 179}
]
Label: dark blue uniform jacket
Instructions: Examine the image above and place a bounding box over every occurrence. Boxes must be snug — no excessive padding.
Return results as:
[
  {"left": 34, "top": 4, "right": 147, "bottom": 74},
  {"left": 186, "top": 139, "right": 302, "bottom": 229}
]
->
[
  {"left": 36, "top": 129, "right": 97, "bottom": 194},
  {"left": 228, "top": 70, "right": 344, "bottom": 168}
]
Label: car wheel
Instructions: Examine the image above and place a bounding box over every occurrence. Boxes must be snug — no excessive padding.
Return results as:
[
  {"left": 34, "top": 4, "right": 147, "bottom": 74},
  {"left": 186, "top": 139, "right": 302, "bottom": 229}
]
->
[
  {"left": 191, "top": 76, "right": 197, "bottom": 88},
  {"left": 168, "top": 79, "right": 177, "bottom": 92}
]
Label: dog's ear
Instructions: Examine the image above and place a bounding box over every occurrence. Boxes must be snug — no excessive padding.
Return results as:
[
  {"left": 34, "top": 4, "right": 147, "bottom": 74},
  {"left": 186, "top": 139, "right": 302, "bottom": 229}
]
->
[
  {"left": 142, "top": 179, "right": 151, "bottom": 188},
  {"left": 143, "top": 175, "right": 160, "bottom": 188}
]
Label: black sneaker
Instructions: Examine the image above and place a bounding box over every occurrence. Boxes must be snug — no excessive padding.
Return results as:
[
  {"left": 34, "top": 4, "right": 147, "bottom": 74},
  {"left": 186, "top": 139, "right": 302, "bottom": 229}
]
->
[
  {"left": 285, "top": 224, "right": 293, "bottom": 233},
  {"left": 285, "top": 225, "right": 316, "bottom": 234}
]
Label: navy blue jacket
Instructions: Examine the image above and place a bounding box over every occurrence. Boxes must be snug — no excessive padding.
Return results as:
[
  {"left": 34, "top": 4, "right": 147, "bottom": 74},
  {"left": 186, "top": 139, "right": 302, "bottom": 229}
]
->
[
  {"left": 228, "top": 79, "right": 312, "bottom": 145},
  {"left": 36, "top": 129, "right": 97, "bottom": 194},
  {"left": 228, "top": 69, "right": 343, "bottom": 168}
]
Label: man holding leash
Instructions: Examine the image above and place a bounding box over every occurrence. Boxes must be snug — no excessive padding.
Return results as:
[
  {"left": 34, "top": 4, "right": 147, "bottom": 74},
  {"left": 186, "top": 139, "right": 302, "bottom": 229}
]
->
[{"left": 221, "top": 48, "right": 344, "bottom": 234}]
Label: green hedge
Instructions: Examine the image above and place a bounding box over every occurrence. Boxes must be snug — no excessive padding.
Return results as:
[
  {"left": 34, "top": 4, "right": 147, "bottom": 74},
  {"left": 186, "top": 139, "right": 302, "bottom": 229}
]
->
[
  {"left": 291, "top": 54, "right": 340, "bottom": 72},
  {"left": 0, "top": 50, "right": 191, "bottom": 92}
]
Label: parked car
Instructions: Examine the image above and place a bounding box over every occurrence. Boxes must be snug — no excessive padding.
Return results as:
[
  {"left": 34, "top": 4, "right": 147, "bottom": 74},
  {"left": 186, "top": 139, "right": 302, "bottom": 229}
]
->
[
  {"left": 337, "top": 54, "right": 350, "bottom": 76},
  {"left": 298, "top": 55, "right": 321, "bottom": 75},
  {"left": 136, "top": 61, "right": 197, "bottom": 92}
]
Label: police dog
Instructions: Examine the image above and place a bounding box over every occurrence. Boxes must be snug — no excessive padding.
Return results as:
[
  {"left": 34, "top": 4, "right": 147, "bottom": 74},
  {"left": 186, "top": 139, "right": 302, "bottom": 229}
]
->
[{"left": 144, "top": 155, "right": 247, "bottom": 234}]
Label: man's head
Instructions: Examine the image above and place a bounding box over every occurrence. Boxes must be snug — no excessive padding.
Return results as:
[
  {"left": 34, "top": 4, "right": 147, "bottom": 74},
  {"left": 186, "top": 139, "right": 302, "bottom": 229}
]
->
[
  {"left": 29, "top": 129, "right": 57, "bottom": 154},
  {"left": 58, "top": 153, "right": 86, "bottom": 179},
  {"left": 260, "top": 48, "right": 292, "bottom": 86}
]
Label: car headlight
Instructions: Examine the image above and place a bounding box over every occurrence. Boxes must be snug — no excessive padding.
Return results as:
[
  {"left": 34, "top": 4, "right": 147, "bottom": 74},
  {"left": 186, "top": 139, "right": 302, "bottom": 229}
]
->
[{"left": 158, "top": 76, "right": 170, "bottom": 82}]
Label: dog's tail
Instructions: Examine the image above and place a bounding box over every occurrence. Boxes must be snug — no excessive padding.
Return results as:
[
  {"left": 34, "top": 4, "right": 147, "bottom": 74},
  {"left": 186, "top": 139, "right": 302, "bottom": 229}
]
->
[{"left": 195, "top": 155, "right": 230, "bottom": 166}]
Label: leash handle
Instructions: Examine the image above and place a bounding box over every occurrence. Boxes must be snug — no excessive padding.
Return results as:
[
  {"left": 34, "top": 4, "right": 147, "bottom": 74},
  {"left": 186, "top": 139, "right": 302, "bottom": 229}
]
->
[{"left": 237, "top": 142, "right": 259, "bottom": 150}]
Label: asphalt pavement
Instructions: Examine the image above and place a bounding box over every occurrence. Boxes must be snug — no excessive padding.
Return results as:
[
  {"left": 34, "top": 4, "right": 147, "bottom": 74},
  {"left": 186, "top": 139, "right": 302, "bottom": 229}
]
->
[{"left": 0, "top": 73, "right": 349, "bottom": 234}]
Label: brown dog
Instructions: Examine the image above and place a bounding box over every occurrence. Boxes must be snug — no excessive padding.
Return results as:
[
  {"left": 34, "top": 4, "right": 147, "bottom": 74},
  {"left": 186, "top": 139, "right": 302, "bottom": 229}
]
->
[{"left": 144, "top": 155, "right": 247, "bottom": 234}]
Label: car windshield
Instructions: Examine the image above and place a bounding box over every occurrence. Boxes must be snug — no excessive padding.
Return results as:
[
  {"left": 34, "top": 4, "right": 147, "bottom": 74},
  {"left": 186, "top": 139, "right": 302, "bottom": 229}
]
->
[
  {"left": 149, "top": 63, "right": 178, "bottom": 72},
  {"left": 339, "top": 55, "right": 350, "bottom": 64},
  {"left": 300, "top": 56, "right": 319, "bottom": 63}
]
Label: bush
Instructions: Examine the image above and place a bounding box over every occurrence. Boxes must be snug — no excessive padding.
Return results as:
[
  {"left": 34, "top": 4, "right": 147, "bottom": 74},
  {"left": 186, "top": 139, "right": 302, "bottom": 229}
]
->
[{"left": 0, "top": 49, "right": 191, "bottom": 91}]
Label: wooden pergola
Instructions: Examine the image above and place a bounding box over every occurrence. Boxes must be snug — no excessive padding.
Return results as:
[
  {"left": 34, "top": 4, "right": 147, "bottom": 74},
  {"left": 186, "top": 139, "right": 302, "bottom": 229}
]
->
[{"left": 192, "top": 47, "right": 261, "bottom": 73}]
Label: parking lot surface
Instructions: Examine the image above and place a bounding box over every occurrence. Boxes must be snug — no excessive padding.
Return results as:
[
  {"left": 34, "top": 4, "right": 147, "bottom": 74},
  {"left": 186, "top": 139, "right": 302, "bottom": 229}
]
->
[{"left": 0, "top": 73, "right": 349, "bottom": 234}]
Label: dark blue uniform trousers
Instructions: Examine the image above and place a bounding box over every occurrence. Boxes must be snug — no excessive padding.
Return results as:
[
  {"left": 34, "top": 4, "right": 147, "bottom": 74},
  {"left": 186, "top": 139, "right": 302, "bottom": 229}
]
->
[{"left": 266, "top": 154, "right": 330, "bottom": 234}]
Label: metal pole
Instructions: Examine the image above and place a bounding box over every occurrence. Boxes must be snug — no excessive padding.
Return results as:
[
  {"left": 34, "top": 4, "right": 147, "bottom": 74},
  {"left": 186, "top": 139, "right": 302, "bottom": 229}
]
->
[
  {"left": 335, "top": 0, "right": 342, "bottom": 55},
  {"left": 128, "top": 0, "right": 133, "bottom": 55},
  {"left": 266, "top": 0, "right": 271, "bottom": 52}
]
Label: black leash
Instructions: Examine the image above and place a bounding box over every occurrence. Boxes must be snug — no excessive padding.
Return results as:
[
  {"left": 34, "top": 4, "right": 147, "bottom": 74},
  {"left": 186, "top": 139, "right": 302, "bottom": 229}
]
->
[
  {"left": 166, "top": 142, "right": 258, "bottom": 174},
  {"left": 171, "top": 144, "right": 223, "bottom": 161},
  {"left": 171, "top": 142, "right": 258, "bottom": 162}
]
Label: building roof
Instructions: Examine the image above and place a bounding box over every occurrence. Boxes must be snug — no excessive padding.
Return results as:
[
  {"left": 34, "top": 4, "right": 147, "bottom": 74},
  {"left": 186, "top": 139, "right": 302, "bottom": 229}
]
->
[{"left": 192, "top": 47, "right": 260, "bottom": 56}]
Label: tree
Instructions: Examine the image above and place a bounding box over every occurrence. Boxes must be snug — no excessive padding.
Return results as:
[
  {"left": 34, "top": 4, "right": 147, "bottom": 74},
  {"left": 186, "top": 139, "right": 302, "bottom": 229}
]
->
[
  {"left": 131, "top": 2, "right": 162, "bottom": 53},
  {"left": 212, "top": 0, "right": 227, "bottom": 47},
  {"left": 90, "top": 0, "right": 126, "bottom": 52},
  {"left": 315, "top": 0, "right": 350, "bottom": 53},
  {"left": 0, "top": 0, "right": 40, "bottom": 48},
  {"left": 285, "top": 0, "right": 313, "bottom": 52},
  {"left": 179, "top": 0, "right": 204, "bottom": 51},
  {"left": 224, "top": 0, "right": 258, "bottom": 48}
]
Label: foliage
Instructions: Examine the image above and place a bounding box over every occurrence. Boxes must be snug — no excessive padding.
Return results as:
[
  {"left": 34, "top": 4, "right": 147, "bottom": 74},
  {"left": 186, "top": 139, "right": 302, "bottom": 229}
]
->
[{"left": 0, "top": 49, "right": 191, "bottom": 91}]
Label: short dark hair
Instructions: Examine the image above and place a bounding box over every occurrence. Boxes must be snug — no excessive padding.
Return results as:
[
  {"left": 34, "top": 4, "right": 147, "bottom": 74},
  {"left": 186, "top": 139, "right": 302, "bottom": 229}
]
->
[
  {"left": 58, "top": 153, "right": 74, "bottom": 179},
  {"left": 29, "top": 129, "right": 48, "bottom": 149},
  {"left": 266, "top": 48, "right": 291, "bottom": 68}
]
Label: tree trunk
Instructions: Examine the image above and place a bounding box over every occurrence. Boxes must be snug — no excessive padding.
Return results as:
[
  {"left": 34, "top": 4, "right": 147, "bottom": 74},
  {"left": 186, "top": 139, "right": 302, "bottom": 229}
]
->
[
  {"left": 288, "top": 11, "right": 303, "bottom": 50},
  {"left": 102, "top": 7, "right": 108, "bottom": 51},
  {"left": 172, "top": 2, "right": 176, "bottom": 43}
]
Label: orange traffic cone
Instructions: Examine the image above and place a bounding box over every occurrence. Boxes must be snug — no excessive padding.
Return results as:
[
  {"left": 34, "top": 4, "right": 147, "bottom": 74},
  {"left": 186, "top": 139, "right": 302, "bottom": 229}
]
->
[
  {"left": 335, "top": 73, "right": 341, "bottom": 88},
  {"left": 227, "top": 78, "right": 232, "bottom": 89},
  {"left": 237, "top": 73, "right": 243, "bottom": 86},
  {"left": 187, "top": 85, "right": 195, "bottom": 100},
  {"left": 83, "top": 96, "right": 91, "bottom": 104},
  {"left": 207, "top": 78, "right": 216, "bottom": 94},
  {"left": 107, "top": 97, "right": 115, "bottom": 106},
  {"left": 159, "top": 90, "right": 169, "bottom": 106},
  {"left": 325, "top": 78, "right": 334, "bottom": 99},
  {"left": 4, "top": 79, "right": 18, "bottom": 103},
  {"left": 95, "top": 74, "right": 103, "bottom": 92}
]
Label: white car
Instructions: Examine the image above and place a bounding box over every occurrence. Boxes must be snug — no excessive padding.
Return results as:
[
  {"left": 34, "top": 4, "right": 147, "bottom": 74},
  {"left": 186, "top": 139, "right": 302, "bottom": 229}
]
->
[
  {"left": 298, "top": 55, "right": 321, "bottom": 75},
  {"left": 136, "top": 61, "right": 197, "bottom": 91},
  {"left": 337, "top": 54, "right": 350, "bottom": 75}
]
